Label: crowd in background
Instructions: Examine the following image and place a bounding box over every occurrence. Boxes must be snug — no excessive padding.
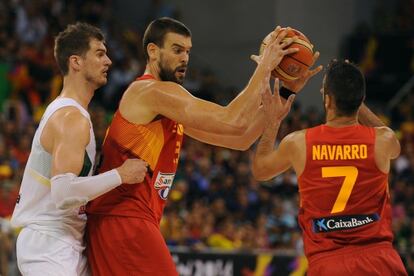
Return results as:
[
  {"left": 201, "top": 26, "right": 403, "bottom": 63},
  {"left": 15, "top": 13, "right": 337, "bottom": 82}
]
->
[
  {"left": 342, "top": 0, "right": 414, "bottom": 104},
  {"left": 0, "top": 0, "right": 413, "bottom": 275}
]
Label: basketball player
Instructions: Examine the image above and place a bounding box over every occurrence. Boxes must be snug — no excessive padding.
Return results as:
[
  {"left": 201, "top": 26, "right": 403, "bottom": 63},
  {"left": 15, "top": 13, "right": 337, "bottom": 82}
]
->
[
  {"left": 85, "top": 17, "right": 322, "bottom": 275},
  {"left": 11, "top": 23, "right": 148, "bottom": 276},
  {"left": 252, "top": 60, "right": 407, "bottom": 275}
]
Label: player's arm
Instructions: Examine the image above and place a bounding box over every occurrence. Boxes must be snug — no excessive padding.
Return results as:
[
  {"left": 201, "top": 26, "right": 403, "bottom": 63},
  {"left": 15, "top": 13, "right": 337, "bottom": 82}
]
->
[
  {"left": 143, "top": 27, "right": 297, "bottom": 136},
  {"left": 251, "top": 79, "right": 295, "bottom": 181},
  {"left": 45, "top": 108, "right": 146, "bottom": 209},
  {"left": 253, "top": 132, "right": 297, "bottom": 181},
  {"left": 140, "top": 30, "right": 297, "bottom": 135},
  {"left": 376, "top": 126, "right": 401, "bottom": 159},
  {"left": 187, "top": 51, "right": 323, "bottom": 149},
  {"left": 48, "top": 108, "right": 91, "bottom": 177},
  {"left": 358, "top": 103, "right": 386, "bottom": 127},
  {"left": 141, "top": 81, "right": 247, "bottom": 135},
  {"left": 374, "top": 126, "right": 400, "bottom": 174},
  {"left": 184, "top": 107, "right": 266, "bottom": 150},
  {"left": 223, "top": 27, "right": 298, "bottom": 122},
  {"left": 128, "top": 28, "right": 298, "bottom": 136}
]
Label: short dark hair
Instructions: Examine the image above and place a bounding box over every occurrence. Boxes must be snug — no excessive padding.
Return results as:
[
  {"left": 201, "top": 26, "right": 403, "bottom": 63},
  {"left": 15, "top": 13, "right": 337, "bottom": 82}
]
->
[
  {"left": 143, "top": 17, "right": 192, "bottom": 61},
  {"left": 54, "top": 22, "right": 105, "bottom": 75},
  {"left": 324, "top": 60, "right": 366, "bottom": 116}
]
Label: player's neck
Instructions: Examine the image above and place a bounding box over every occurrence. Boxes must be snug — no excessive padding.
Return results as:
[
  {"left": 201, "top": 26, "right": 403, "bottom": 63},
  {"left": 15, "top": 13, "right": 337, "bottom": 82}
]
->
[
  {"left": 144, "top": 63, "right": 161, "bottom": 81},
  {"left": 60, "top": 75, "right": 95, "bottom": 109},
  {"left": 325, "top": 111, "right": 358, "bottom": 127}
]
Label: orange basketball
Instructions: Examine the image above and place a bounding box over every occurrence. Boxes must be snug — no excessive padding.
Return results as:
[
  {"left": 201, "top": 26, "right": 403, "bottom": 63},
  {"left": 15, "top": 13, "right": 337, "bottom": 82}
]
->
[{"left": 260, "top": 28, "right": 314, "bottom": 82}]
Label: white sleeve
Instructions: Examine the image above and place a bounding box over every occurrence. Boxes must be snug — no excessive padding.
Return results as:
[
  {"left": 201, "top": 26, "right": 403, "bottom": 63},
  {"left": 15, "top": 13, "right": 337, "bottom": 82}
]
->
[{"left": 51, "top": 169, "right": 122, "bottom": 210}]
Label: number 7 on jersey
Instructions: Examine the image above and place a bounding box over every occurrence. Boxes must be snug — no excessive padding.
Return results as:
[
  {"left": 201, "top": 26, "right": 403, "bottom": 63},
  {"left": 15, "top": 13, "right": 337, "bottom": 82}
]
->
[{"left": 322, "top": 166, "right": 358, "bottom": 214}]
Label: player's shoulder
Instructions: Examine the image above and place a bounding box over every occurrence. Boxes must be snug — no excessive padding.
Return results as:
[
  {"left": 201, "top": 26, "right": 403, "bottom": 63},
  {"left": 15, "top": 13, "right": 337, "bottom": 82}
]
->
[
  {"left": 374, "top": 126, "right": 397, "bottom": 140},
  {"left": 51, "top": 105, "right": 88, "bottom": 121},
  {"left": 42, "top": 106, "right": 90, "bottom": 147},
  {"left": 283, "top": 129, "right": 306, "bottom": 143},
  {"left": 280, "top": 129, "right": 306, "bottom": 151},
  {"left": 50, "top": 106, "right": 90, "bottom": 132},
  {"left": 121, "top": 79, "right": 185, "bottom": 112},
  {"left": 128, "top": 79, "right": 183, "bottom": 95},
  {"left": 374, "top": 126, "right": 400, "bottom": 159}
]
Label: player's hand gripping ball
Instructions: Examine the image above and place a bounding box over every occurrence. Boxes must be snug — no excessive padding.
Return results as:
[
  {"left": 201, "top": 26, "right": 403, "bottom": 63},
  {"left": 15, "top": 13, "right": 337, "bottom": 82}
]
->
[{"left": 260, "top": 28, "right": 314, "bottom": 82}]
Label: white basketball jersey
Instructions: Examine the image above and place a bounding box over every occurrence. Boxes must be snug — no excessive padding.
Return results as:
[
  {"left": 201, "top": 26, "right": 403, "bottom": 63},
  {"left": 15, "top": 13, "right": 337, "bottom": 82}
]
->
[{"left": 11, "top": 97, "right": 96, "bottom": 250}]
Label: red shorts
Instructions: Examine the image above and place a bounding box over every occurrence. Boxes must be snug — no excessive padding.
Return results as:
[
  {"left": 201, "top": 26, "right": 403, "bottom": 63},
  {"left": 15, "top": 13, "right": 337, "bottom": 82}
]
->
[
  {"left": 308, "top": 243, "right": 407, "bottom": 276},
  {"left": 86, "top": 215, "right": 178, "bottom": 276}
]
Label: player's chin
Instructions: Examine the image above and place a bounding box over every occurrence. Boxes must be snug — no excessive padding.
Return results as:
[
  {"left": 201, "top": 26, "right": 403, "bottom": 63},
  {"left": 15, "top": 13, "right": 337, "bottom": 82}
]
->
[
  {"left": 175, "top": 73, "right": 185, "bottom": 84},
  {"left": 97, "top": 77, "right": 108, "bottom": 87}
]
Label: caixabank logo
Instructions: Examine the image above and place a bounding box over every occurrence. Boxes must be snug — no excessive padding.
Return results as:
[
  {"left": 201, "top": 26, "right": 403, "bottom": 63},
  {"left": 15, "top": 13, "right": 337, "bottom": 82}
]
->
[{"left": 313, "top": 213, "right": 379, "bottom": 233}]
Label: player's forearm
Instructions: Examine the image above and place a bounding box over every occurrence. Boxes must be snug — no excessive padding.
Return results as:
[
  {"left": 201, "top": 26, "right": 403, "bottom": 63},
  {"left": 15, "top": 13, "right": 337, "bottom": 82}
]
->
[
  {"left": 237, "top": 111, "right": 266, "bottom": 149},
  {"left": 186, "top": 122, "right": 263, "bottom": 150},
  {"left": 185, "top": 108, "right": 265, "bottom": 150},
  {"left": 220, "top": 109, "right": 266, "bottom": 150},
  {"left": 252, "top": 120, "right": 281, "bottom": 180},
  {"left": 51, "top": 169, "right": 122, "bottom": 209},
  {"left": 255, "top": 120, "right": 281, "bottom": 160},
  {"left": 358, "top": 103, "right": 385, "bottom": 127}
]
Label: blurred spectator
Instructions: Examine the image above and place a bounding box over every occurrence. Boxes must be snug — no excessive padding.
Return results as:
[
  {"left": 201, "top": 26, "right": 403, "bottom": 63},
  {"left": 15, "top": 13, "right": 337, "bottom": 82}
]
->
[
  {"left": 207, "top": 216, "right": 242, "bottom": 250},
  {"left": 15, "top": 1, "right": 48, "bottom": 46}
]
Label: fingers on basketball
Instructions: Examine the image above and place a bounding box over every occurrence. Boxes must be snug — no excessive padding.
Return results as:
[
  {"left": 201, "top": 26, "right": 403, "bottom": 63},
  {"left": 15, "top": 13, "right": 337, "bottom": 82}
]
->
[{"left": 260, "top": 28, "right": 315, "bottom": 82}]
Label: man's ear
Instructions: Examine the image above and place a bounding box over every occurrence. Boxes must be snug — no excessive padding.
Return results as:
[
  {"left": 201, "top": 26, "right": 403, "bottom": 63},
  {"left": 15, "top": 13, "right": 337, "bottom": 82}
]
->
[
  {"left": 147, "top": 43, "right": 159, "bottom": 61},
  {"left": 325, "top": 94, "right": 335, "bottom": 110},
  {"left": 68, "top": 55, "right": 82, "bottom": 72}
]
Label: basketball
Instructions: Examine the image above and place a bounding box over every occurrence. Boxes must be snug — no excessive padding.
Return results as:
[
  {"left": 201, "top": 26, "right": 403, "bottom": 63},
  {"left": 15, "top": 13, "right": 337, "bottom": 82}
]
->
[{"left": 260, "top": 28, "right": 314, "bottom": 82}]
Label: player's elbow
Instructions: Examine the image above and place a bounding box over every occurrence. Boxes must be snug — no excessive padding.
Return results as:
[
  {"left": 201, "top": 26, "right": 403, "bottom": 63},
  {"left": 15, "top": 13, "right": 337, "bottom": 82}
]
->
[
  {"left": 228, "top": 143, "right": 250, "bottom": 151},
  {"left": 237, "top": 143, "right": 251, "bottom": 151},
  {"left": 51, "top": 174, "right": 88, "bottom": 210},
  {"left": 236, "top": 139, "right": 255, "bottom": 151},
  {"left": 252, "top": 170, "right": 269, "bottom": 182},
  {"left": 252, "top": 162, "right": 270, "bottom": 182}
]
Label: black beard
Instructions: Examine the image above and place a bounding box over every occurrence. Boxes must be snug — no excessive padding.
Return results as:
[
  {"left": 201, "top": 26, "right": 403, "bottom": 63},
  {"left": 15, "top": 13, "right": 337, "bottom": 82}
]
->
[{"left": 159, "top": 64, "right": 183, "bottom": 84}]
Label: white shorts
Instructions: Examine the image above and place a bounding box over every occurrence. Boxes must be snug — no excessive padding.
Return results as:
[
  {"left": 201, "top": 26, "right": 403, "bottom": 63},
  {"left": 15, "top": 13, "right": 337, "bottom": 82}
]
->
[{"left": 16, "top": 227, "right": 89, "bottom": 276}]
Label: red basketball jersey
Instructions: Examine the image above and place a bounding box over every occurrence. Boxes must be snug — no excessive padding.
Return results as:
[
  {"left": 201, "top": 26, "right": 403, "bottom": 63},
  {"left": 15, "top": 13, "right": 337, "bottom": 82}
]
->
[
  {"left": 87, "top": 75, "right": 184, "bottom": 225},
  {"left": 298, "top": 124, "right": 393, "bottom": 262}
]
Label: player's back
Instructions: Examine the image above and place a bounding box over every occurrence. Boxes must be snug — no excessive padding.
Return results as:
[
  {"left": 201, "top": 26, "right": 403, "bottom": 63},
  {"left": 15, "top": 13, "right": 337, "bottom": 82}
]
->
[{"left": 298, "top": 124, "right": 393, "bottom": 263}]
